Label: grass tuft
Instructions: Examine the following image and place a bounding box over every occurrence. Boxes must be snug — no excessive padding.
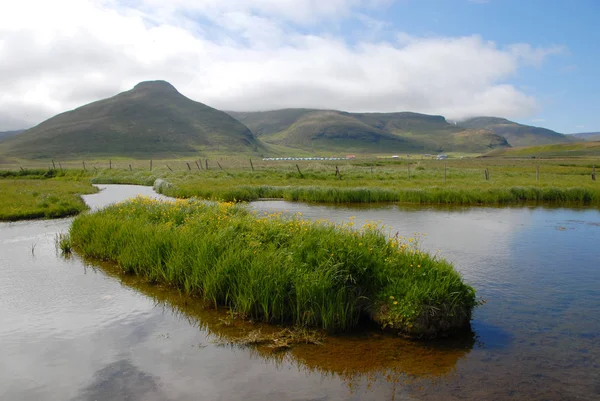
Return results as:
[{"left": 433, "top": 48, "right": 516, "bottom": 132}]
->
[{"left": 68, "top": 197, "right": 477, "bottom": 337}]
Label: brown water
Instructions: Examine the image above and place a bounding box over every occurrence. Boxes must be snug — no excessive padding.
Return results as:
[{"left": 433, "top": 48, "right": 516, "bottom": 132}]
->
[{"left": 1, "top": 185, "right": 599, "bottom": 400}]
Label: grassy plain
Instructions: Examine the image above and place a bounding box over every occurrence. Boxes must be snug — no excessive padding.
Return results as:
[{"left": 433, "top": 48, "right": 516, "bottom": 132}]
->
[
  {"left": 67, "top": 197, "right": 477, "bottom": 337},
  {"left": 0, "top": 170, "right": 97, "bottom": 221},
  {"left": 78, "top": 157, "right": 600, "bottom": 206}
]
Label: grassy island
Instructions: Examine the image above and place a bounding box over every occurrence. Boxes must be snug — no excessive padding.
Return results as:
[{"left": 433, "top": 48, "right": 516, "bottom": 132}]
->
[{"left": 67, "top": 197, "right": 477, "bottom": 337}]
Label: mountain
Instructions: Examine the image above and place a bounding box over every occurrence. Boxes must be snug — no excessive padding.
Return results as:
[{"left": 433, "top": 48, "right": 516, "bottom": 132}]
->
[
  {"left": 0, "top": 81, "right": 265, "bottom": 159},
  {"left": 571, "top": 132, "right": 600, "bottom": 141},
  {"left": 228, "top": 109, "right": 509, "bottom": 154},
  {"left": 0, "top": 130, "right": 24, "bottom": 142},
  {"left": 459, "top": 117, "right": 574, "bottom": 147},
  {"left": 483, "top": 141, "right": 600, "bottom": 158}
]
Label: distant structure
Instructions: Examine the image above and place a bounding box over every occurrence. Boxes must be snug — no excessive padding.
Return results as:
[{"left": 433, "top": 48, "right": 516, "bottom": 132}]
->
[{"left": 436, "top": 154, "right": 448, "bottom": 160}]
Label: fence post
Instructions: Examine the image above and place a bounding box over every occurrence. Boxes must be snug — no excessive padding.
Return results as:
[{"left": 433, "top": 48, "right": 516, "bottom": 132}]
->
[
  {"left": 536, "top": 165, "right": 539, "bottom": 181},
  {"left": 150, "top": 160, "right": 153, "bottom": 171},
  {"left": 109, "top": 160, "right": 112, "bottom": 169},
  {"left": 58, "top": 162, "right": 63, "bottom": 171},
  {"left": 167, "top": 165, "right": 173, "bottom": 171},
  {"left": 249, "top": 159, "right": 254, "bottom": 171},
  {"left": 217, "top": 161, "right": 223, "bottom": 170},
  {"left": 296, "top": 164, "right": 304, "bottom": 178},
  {"left": 82, "top": 161, "right": 86, "bottom": 171},
  {"left": 205, "top": 159, "right": 209, "bottom": 170},
  {"left": 129, "top": 164, "right": 132, "bottom": 171},
  {"left": 186, "top": 162, "right": 191, "bottom": 171},
  {"left": 195, "top": 161, "right": 201, "bottom": 170},
  {"left": 52, "top": 160, "right": 56, "bottom": 170}
]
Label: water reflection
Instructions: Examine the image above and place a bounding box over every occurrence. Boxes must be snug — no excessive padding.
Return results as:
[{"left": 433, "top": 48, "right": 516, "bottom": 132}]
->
[
  {"left": 91, "top": 259, "right": 475, "bottom": 394},
  {"left": 2, "top": 186, "right": 599, "bottom": 401}
]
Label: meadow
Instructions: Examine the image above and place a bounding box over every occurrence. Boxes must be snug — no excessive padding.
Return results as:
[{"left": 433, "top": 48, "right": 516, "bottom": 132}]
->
[
  {"left": 66, "top": 197, "right": 477, "bottom": 337},
  {"left": 0, "top": 169, "right": 97, "bottom": 221},
  {"left": 82, "top": 157, "right": 600, "bottom": 206}
]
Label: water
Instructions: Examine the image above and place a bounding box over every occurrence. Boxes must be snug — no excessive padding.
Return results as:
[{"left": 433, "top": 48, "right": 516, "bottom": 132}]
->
[{"left": 1, "top": 185, "right": 599, "bottom": 400}]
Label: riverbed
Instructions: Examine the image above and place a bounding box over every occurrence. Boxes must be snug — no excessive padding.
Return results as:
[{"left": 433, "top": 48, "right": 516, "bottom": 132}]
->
[{"left": 1, "top": 185, "right": 598, "bottom": 400}]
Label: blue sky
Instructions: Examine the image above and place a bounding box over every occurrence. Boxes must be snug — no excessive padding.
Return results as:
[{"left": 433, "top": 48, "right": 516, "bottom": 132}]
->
[
  {"left": 339, "top": 0, "right": 600, "bottom": 133},
  {"left": 1, "top": 0, "right": 598, "bottom": 133}
]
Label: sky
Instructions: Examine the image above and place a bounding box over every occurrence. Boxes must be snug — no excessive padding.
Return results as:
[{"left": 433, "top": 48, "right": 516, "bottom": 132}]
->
[{"left": 0, "top": 0, "right": 598, "bottom": 133}]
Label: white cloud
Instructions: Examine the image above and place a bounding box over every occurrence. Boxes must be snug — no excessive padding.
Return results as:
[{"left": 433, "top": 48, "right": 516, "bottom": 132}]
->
[{"left": 0, "top": 0, "right": 561, "bottom": 130}]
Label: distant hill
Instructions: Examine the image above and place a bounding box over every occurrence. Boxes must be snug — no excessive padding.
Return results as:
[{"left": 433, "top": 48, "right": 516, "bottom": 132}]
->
[
  {"left": 571, "top": 132, "right": 600, "bottom": 141},
  {"left": 228, "top": 109, "right": 509, "bottom": 154},
  {"left": 459, "top": 117, "right": 574, "bottom": 147},
  {"left": 0, "top": 130, "right": 24, "bottom": 142},
  {"left": 483, "top": 141, "right": 600, "bottom": 158},
  {"left": 0, "top": 81, "right": 265, "bottom": 159}
]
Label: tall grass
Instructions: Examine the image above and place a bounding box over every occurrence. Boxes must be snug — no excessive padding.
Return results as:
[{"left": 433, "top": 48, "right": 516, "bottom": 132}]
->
[{"left": 68, "top": 197, "right": 477, "bottom": 337}]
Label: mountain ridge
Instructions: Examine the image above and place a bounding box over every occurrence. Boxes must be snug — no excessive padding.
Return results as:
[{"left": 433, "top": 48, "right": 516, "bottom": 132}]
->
[
  {"left": 0, "top": 81, "right": 266, "bottom": 159},
  {"left": 228, "top": 109, "right": 510, "bottom": 154},
  {"left": 458, "top": 116, "right": 574, "bottom": 147}
]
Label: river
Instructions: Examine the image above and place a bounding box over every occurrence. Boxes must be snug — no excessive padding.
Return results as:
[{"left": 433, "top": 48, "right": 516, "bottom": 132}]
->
[{"left": 1, "top": 185, "right": 598, "bottom": 400}]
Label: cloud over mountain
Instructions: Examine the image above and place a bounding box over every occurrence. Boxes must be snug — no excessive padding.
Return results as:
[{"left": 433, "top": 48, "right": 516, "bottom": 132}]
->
[{"left": 0, "top": 0, "right": 561, "bottom": 130}]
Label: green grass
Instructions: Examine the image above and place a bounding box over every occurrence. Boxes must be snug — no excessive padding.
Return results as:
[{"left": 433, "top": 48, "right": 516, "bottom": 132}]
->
[
  {"left": 89, "top": 158, "right": 600, "bottom": 206},
  {"left": 0, "top": 175, "right": 97, "bottom": 221},
  {"left": 68, "top": 197, "right": 477, "bottom": 337},
  {"left": 485, "top": 141, "right": 600, "bottom": 158}
]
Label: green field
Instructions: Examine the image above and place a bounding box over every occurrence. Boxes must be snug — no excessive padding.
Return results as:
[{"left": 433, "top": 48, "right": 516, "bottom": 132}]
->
[
  {"left": 0, "top": 171, "right": 97, "bottom": 221},
  {"left": 1, "top": 155, "right": 599, "bottom": 222},
  {"left": 82, "top": 157, "right": 600, "bottom": 206},
  {"left": 66, "top": 197, "right": 477, "bottom": 337},
  {"left": 484, "top": 141, "right": 600, "bottom": 158}
]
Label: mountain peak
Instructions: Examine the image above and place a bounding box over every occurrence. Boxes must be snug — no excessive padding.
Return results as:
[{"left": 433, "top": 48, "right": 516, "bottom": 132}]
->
[{"left": 133, "top": 80, "right": 178, "bottom": 92}]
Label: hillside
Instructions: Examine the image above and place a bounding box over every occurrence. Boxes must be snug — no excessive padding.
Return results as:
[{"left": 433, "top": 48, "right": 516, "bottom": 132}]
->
[
  {"left": 572, "top": 132, "right": 600, "bottom": 141},
  {"left": 228, "top": 109, "right": 509, "bottom": 154},
  {"left": 459, "top": 117, "right": 574, "bottom": 147},
  {"left": 483, "top": 141, "right": 600, "bottom": 158},
  {"left": 0, "top": 81, "right": 265, "bottom": 159},
  {"left": 0, "top": 130, "right": 24, "bottom": 142}
]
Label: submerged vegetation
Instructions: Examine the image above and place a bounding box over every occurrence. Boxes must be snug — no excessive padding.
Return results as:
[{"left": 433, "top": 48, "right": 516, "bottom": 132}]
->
[
  {"left": 0, "top": 176, "right": 97, "bottom": 221},
  {"left": 68, "top": 197, "right": 477, "bottom": 337}
]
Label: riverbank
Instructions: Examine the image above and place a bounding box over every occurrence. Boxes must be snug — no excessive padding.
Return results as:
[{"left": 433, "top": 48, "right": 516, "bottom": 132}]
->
[
  {"left": 66, "top": 196, "right": 477, "bottom": 337},
  {"left": 88, "top": 158, "right": 600, "bottom": 206},
  {"left": 0, "top": 175, "right": 97, "bottom": 221}
]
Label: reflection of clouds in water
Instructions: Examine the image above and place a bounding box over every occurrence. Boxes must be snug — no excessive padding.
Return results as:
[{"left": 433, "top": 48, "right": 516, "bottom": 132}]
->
[
  {"left": 82, "top": 184, "right": 174, "bottom": 211},
  {"left": 73, "top": 359, "right": 165, "bottom": 401}
]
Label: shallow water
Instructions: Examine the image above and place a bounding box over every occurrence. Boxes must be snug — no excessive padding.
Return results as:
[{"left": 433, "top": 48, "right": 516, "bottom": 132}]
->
[{"left": 1, "top": 185, "right": 599, "bottom": 400}]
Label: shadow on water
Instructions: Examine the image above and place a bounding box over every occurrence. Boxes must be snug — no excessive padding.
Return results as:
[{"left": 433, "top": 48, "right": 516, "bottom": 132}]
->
[
  {"left": 72, "top": 359, "right": 167, "bottom": 401},
  {"left": 79, "top": 257, "right": 477, "bottom": 393}
]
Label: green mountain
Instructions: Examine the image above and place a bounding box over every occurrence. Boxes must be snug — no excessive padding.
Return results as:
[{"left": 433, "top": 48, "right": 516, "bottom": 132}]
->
[
  {"left": 483, "top": 140, "right": 600, "bottom": 158},
  {"left": 0, "top": 130, "right": 24, "bottom": 142},
  {"left": 0, "top": 81, "right": 265, "bottom": 159},
  {"left": 459, "top": 117, "right": 574, "bottom": 147},
  {"left": 228, "top": 109, "right": 509, "bottom": 154},
  {"left": 572, "top": 132, "right": 600, "bottom": 141}
]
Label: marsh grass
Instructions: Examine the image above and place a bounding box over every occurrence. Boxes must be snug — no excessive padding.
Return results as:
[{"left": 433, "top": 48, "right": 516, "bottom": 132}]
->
[
  {"left": 89, "top": 158, "right": 600, "bottom": 206},
  {"left": 0, "top": 178, "right": 97, "bottom": 221},
  {"left": 69, "top": 197, "right": 477, "bottom": 337}
]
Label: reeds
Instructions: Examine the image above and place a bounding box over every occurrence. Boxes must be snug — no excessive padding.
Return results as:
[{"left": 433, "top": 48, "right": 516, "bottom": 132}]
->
[{"left": 68, "top": 197, "right": 477, "bottom": 337}]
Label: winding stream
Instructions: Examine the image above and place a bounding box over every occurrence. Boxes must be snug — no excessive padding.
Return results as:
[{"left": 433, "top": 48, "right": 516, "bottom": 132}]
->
[{"left": 1, "top": 185, "right": 599, "bottom": 400}]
